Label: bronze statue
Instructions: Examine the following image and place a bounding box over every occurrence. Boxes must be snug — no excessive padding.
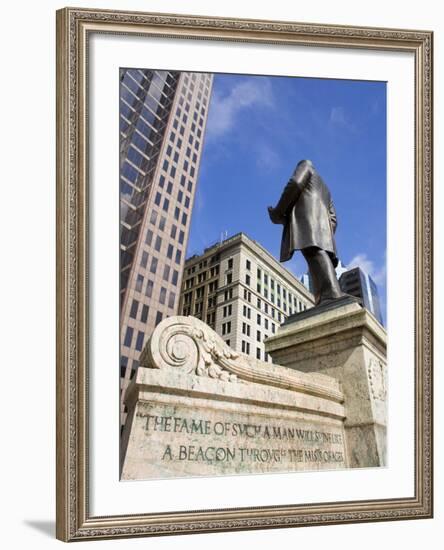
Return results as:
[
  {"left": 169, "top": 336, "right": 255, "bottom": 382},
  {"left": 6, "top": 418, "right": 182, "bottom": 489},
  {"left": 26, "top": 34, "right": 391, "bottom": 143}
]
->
[{"left": 268, "top": 160, "right": 346, "bottom": 306}]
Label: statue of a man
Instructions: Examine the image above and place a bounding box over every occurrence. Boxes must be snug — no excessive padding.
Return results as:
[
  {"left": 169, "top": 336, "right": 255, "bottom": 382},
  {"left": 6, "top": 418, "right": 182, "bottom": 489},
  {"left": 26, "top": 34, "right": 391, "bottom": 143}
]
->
[{"left": 268, "top": 160, "right": 345, "bottom": 306}]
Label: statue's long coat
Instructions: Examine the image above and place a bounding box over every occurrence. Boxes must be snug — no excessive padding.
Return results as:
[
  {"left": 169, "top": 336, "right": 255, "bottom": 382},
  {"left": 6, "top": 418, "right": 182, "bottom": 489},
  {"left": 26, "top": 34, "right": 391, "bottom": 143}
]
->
[{"left": 269, "top": 160, "right": 339, "bottom": 266}]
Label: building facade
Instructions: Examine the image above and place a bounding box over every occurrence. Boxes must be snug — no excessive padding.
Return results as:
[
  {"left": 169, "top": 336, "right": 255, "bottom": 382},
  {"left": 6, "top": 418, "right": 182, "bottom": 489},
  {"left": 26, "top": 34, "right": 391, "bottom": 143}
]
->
[
  {"left": 119, "top": 69, "right": 214, "bottom": 420},
  {"left": 339, "top": 267, "right": 383, "bottom": 324},
  {"left": 179, "top": 233, "right": 315, "bottom": 363}
]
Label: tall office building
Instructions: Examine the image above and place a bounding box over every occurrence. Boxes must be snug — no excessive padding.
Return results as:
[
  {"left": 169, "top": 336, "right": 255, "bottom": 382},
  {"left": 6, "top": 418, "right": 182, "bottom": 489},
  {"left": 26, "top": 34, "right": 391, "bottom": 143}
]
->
[
  {"left": 300, "top": 259, "right": 384, "bottom": 326},
  {"left": 179, "top": 233, "right": 315, "bottom": 363},
  {"left": 339, "top": 267, "right": 383, "bottom": 324},
  {"left": 119, "top": 69, "right": 214, "bottom": 421}
]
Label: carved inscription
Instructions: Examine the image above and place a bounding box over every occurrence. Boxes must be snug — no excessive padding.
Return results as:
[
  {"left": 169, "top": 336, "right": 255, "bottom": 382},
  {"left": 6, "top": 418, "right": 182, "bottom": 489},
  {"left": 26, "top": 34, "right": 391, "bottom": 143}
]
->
[{"left": 128, "top": 404, "right": 347, "bottom": 477}]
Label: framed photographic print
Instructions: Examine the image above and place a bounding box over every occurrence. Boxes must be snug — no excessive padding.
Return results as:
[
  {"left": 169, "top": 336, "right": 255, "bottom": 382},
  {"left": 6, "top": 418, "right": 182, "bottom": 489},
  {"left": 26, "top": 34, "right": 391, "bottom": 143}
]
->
[{"left": 56, "top": 7, "right": 433, "bottom": 541}]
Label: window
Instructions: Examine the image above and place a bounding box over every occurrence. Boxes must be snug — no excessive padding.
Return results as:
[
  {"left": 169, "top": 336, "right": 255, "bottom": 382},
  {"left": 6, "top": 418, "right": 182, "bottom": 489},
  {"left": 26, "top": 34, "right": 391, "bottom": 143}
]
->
[
  {"left": 140, "top": 251, "right": 149, "bottom": 268},
  {"left": 174, "top": 207, "right": 180, "bottom": 221},
  {"left": 145, "top": 279, "right": 154, "bottom": 297},
  {"left": 124, "top": 327, "right": 133, "bottom": 347},
  {"left": 177, "top": 190, "right": 183, "bottom": 203},
  {"left": 245, "top": 274, "right": 251, "bottom": 286},
  {"left": 130, "top": 360, "right": 138, "bottom": 379},
  {"left": 141, "top": 305, "right": 149, "bottom": 323},
  {"left": 172, "top": 270, "right": 179, "bottom": 285},
  {"left": 257, "top": 268, "right": 262, "bottom": 280},
  {"left": 223, "top": 304, "right": 232, "bottom": 317},
  {"left": 257, "top": 331, "right": 261, "bottom": 342},
  {"left": 246, "top": 259, "right": 251, "bottom": 270},
  {"left": 167, "top": 181, "right": 173, "bottom": 194},
  {"left": 149, "top": 210, "right": 157, "bottom": 225},
  {"left": 120, "top": 356, "right": 128, "bottom": 378},
  {"left": 163, "top": 264, "right": 170, "bottom": 281},
  {"left": 196, "top": 287, "right": 204, "bottom": 299},
  {"left": 145, "top": 229, "right": 153, "bottom": 245},
  {"left": 226, "top": 273, "right": 232, "bottom": 285},
  {"left": 257, "top": 313, "right": 261, "bottom": 325},
  {"left": 170, "top": 225, "right": 177, "bottom": 239},
  {"left": 159, "top": 287, "right": 167, "bottom": 305},
  {"left": 154, "top": 192, "right": 161, "bottom": 206},
  {"left": 225, "top": 340, "right": 231, "bottom": 347},
  {"left": 271, "top": 323, "right": 276, "bottom": 334},
  {"left": 222, "top": 322, "right": 231, "bottom": 336},
  {"left": 159, "top": 216, "right": 166, "bottom": 231},
  {"left": 168, "top": 292, "right": 176, "bottom": 309},
  {"left": 224, "top": 289, "right": 233, "bottom": 301},
  {"left": 178, "top": 231, "right": 185, "bottom": 244},
  {"left": 265, "top": 319, "right": 269, "bottom": 330},
  {"left": 170, "top": 165, "right": 176, "bottom": 178},
  {"left": 167, "top": 244, "right": 174, "bottom": 259},
  {"left": 135, "top": 331, "right": 145, "bottom": 352},
  {"left": 155, "top": 311, "right": 163, "bottom": 326},
  {"left": 256, "top": 348, "right": 261, "bottom": 360},
  {"left": 228, "top": 258, "right": 233, "bottom": 269},
  {"left": 129, "top": 299, "right": 138, "bottom": 319},
  {"left": 242, "top": 341, "right": 250, "bottom": 355},
  {"left": 154, "top": 235, "right": 162, "bottom": 252},
  {"left": 150, "top": 257, "right": 158, "bottom": 274},
  {"left": 181, "top": 212, "right": 188, "bottom": 225},
  {"left": 175, "top": 249, "right": 182, "bottom": 264},
  {"left": 162, "top": 198, "right": 169, "bottom": 213},
  {"left": 257, "top": 298, "right": 261, "bottom": 309},
  {"left": 135, "top": 274, "right": 143, "bottom": 292}
]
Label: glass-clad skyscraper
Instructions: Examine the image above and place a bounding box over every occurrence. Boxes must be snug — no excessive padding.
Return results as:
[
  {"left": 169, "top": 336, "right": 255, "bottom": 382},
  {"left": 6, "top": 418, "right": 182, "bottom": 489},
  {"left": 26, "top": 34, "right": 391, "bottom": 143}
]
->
[
  {"left": 339, "top": 266, "right": 383, "bottom": 325},
  {"left": 119, "top": 69, "right": 213, "bottom": 424}
]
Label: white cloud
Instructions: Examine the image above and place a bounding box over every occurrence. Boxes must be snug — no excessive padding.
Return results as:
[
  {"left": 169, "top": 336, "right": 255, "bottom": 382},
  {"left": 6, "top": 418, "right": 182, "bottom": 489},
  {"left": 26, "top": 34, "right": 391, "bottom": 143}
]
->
[
  {"left": 255, "top": 141, "right": 280, "bottom": 172},
  {"left": 329, "top": 106, "right": 356, "bottom": 133},
  {"left": 206, "top": 78, "right": 274, "bottom": 139},
  {"left": 347, "top": 252, "right": 386, "bottom": 285}
]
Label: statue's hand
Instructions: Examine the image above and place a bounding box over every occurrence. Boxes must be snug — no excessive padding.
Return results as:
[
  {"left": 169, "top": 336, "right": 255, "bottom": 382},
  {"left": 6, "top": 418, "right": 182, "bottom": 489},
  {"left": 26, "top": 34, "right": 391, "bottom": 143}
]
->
[{"left": 268, "top": 206, "right": 285, "bottom": 225}]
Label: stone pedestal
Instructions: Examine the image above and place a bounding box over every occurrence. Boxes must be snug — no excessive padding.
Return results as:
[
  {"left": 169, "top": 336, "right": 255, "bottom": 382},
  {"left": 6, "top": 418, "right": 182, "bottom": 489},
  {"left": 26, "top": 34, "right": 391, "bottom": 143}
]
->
[
  {"left": 120, "top": 316, "right": 349, "bottom": 480},
  {"left": 265, "top": 301, "right": 387, "bottom": 468}
]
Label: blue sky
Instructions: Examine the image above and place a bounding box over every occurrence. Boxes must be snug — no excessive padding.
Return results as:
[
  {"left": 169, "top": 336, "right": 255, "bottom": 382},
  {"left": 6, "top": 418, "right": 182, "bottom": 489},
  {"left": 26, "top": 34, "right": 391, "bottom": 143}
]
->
[{"left": 186, "top": 73, "right": 387, "bottom": 320}]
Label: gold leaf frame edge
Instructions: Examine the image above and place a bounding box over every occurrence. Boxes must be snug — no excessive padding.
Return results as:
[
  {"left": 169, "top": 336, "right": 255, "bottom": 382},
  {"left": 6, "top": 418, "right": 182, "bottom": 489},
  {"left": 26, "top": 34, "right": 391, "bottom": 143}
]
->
[{"left": 56, "top": 7, "right": 433, "bottom": 542}]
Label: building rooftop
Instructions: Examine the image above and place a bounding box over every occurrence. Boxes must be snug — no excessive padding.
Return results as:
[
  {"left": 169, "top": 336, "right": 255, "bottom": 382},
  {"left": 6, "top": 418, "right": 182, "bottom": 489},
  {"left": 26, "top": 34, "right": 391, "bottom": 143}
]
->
[{"left": 185, "top": 232, "right": 313, "bottom": 301}]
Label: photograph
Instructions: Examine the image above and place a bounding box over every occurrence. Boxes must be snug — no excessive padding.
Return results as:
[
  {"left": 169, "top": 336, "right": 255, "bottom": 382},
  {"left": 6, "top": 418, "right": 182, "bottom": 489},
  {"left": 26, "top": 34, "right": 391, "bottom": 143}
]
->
[{"left": 118, "top": 68, "right": 387, "bottom": 481}]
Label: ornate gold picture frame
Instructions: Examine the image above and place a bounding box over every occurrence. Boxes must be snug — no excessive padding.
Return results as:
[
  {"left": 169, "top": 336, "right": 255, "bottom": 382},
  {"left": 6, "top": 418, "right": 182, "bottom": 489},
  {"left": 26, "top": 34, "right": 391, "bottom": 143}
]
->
[{"left": 56, "top": 7, "right": 433, "bottom": 541}]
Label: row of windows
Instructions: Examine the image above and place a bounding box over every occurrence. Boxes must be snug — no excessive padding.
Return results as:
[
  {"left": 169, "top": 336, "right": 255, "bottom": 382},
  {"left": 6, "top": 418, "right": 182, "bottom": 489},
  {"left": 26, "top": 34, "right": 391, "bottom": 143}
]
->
[
  {"left": 120, "top": 355, "right": 139, "bottom": 380},
  {"left": 183, "top": 265, "right": 219, "bottom": 288},
  {"left": 123, "top": 310, "right": 165, "bottom": 351},
  {"left": 140, "top": 251, "right": 179, "bottom": 285},
  {"left": 146, "top": 212, "right": 186, "bottom": 247}
]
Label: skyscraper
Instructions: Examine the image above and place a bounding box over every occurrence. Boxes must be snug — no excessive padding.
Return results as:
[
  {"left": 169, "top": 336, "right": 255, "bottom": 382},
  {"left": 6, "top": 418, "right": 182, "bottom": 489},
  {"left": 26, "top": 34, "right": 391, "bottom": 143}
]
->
[
  {"left": 299, "top": 260, "right": 384, "bottom": 325},
  {"left": 339, "top": 267, "right": 383, "bottom": 325},
  {"left": 119, "top": 69, "right": 214, "bottom": 421},
  {"left": 179, "top": 233, "right": 315, "bottom": 363}
]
